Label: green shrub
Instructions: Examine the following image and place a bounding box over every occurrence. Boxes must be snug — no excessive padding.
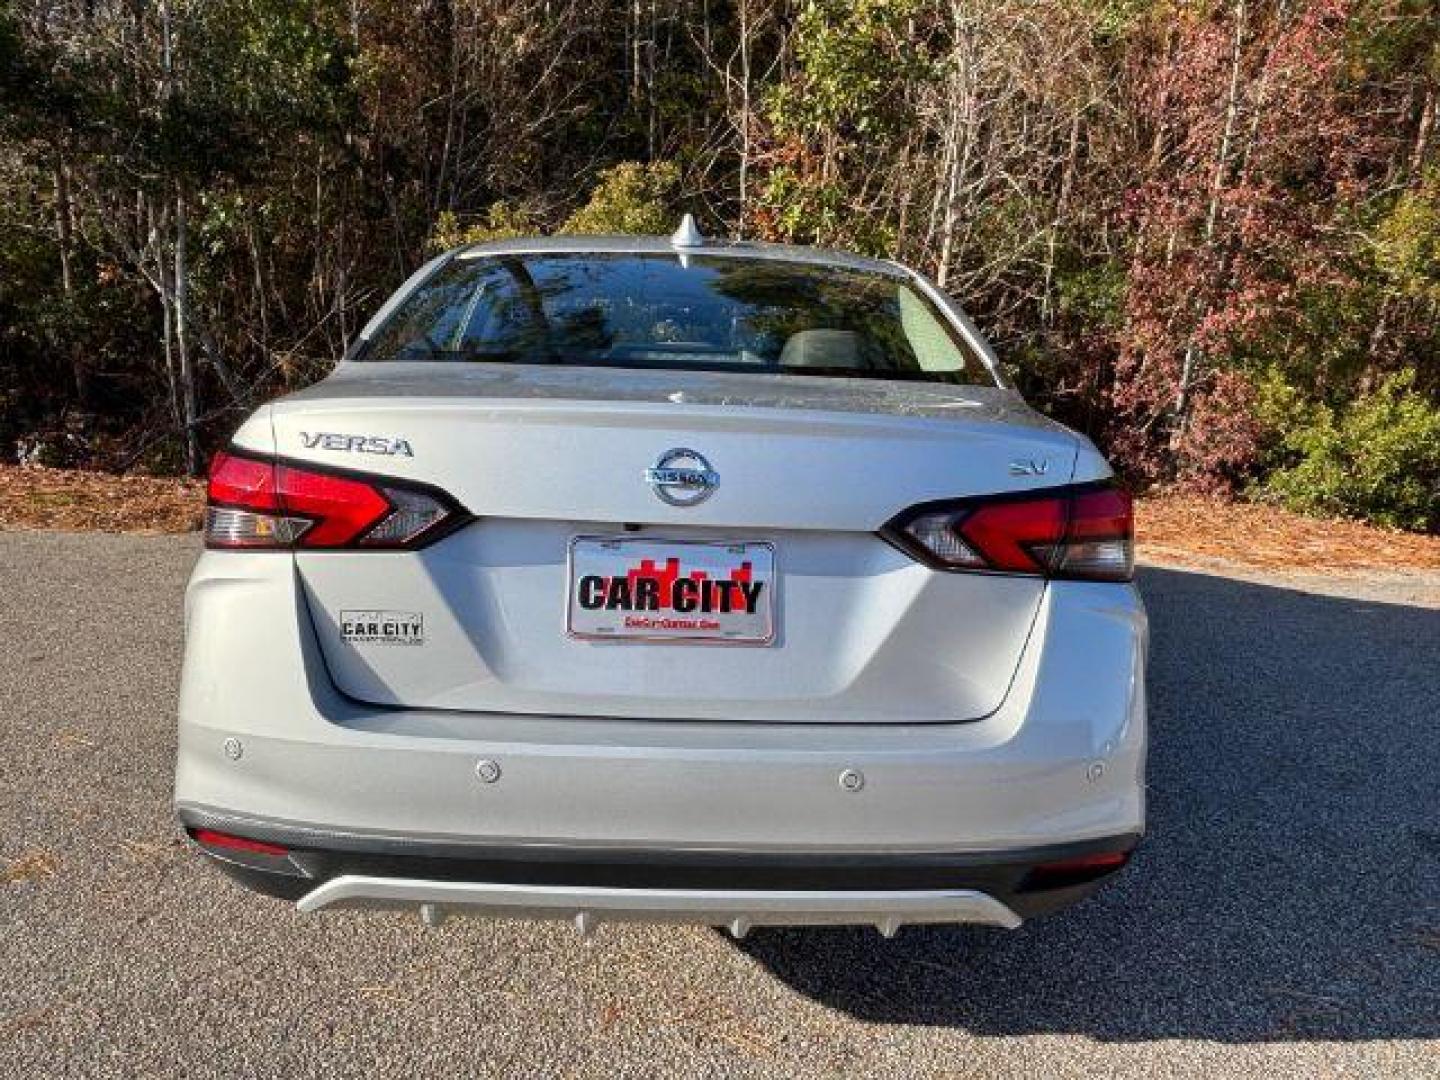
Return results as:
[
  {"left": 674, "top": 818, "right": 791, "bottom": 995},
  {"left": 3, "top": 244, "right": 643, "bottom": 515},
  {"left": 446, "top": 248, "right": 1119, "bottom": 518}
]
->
[
  {"left": 1257, "top": 369, "right": 1440, "bottom": 533},
  {"left": 560, "top": 162, "right": 682, "bottom": 236},
  {"left": 426, "top": 202, "right": 540, "bottom": 253},
  {"left": 754, "top": 166, "right": 895, "bottom": 255},
  {"left": 1374, "top": 172, "right": 1440, "bottom": 307}
]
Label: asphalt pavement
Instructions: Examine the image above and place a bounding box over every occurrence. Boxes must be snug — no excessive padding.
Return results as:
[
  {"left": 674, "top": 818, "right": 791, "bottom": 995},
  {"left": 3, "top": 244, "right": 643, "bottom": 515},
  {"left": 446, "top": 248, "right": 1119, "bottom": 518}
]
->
[{"left": 1, "top": 530, "right": 1437, "bottom": 1078}]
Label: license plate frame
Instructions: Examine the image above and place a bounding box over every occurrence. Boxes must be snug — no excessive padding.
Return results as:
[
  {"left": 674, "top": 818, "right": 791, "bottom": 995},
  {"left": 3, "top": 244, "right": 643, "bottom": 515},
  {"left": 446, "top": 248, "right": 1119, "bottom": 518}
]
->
[{"left": 566, "top": 536, "right": 777, "bottom": 645}]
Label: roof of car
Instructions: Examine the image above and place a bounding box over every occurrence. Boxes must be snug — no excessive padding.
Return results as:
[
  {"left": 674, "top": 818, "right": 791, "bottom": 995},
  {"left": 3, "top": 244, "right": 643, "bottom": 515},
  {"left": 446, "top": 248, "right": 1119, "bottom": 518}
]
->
[{"left": 457, "top": 233, "right": 910, "bottom": 278}]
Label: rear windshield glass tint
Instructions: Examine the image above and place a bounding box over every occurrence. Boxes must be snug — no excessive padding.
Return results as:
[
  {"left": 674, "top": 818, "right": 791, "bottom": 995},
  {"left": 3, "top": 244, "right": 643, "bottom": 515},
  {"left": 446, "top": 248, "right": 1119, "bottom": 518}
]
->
[{"left": 360, "top": 253, "right": 995, "bottom": 386}]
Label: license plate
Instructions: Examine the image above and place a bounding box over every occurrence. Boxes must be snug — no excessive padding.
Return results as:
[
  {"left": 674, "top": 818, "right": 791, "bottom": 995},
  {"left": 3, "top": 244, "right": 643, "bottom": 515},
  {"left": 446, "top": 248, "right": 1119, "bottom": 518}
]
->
[{"left": 567, "top": 537, "right": 776, "bottom": 644}]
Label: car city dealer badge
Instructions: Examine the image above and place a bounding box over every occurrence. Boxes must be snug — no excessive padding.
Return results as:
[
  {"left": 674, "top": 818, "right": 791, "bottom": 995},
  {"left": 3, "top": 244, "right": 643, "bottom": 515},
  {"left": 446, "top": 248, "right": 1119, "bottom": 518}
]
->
[{"left": 645, "top": 448, "right": 719, "bottom": 506}]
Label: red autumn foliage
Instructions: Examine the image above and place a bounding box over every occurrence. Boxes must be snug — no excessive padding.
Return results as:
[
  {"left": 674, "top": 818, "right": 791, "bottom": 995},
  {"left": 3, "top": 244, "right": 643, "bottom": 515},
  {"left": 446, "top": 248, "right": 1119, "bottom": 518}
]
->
[{"left": 1108, "top": 0, "right": 1386, "bottom": 489}]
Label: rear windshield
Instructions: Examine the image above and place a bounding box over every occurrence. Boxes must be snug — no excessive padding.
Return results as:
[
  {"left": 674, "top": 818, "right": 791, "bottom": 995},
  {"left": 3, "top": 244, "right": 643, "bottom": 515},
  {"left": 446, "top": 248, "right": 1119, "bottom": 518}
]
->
[{"left": 359, "top": 253, "right": 995, "bottom": 386}]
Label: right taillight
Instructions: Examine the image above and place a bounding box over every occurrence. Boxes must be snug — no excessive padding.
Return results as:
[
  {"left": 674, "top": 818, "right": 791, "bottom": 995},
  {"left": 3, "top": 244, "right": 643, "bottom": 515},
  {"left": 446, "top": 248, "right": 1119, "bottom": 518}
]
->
[
  {"left": 205, "top": 449, "right": 468, "bottom": 551},
  {"left": 882, "top": 482, "right": 1134, "bottom": 582}
]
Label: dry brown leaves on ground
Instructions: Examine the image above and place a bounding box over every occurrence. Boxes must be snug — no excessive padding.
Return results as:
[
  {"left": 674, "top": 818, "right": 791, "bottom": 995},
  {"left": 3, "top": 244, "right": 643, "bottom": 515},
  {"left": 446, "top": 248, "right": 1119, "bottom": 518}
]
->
[
  {"left": 1137, "top": 494, "right": 1440, "bottom": 573},
  {"left": 2, "top": 850, "right": 61, "bottom": 884},
  {"left": 0, "top": 464, "right": 203, "bottom": 533},
  {"left": 1, "top": 464, "right": 1436, "bottom": 573}
]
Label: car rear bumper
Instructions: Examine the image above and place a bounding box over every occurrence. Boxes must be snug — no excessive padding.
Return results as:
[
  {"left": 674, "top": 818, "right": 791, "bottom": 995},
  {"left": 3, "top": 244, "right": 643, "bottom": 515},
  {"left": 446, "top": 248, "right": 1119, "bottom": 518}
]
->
[
  {"left": 177, "top": 808, "right": 1138, "bottom": 931},
  {"left": 302, "top": 880, "right": 1024, "bottom": 935},
  {"left": 175, "top": 551, "right": 1147, "bottom": 926}
]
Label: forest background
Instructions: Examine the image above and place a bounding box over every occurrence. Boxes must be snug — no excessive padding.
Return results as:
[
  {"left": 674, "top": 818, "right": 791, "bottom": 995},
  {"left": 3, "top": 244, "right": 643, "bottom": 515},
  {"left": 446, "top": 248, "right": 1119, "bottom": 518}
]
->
[{"left": 3, "top": 0, "right": 1438, "bottom": 531}]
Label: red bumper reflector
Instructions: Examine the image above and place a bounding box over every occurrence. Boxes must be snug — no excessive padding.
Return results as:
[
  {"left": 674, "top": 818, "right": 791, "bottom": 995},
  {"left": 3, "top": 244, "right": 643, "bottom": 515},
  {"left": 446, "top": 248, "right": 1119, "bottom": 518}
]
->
[
  {"left": 1021, "top": 849, "right": 1131, "bottom": 891},
  {"left": 192, "top": 829, "right": 290, "bottom": 858}
]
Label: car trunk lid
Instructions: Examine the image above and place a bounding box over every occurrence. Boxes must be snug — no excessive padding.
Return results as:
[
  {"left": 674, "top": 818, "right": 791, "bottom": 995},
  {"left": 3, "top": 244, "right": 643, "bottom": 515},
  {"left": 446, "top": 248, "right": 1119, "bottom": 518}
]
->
[{"left": 274, "top": 363, "right": 1079, "bottom": 723}]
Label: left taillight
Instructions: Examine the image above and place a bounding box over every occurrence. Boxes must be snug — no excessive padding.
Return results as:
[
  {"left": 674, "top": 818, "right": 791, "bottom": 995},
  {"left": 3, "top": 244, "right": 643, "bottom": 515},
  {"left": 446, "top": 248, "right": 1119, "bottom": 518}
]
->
[{"left": 204, "top": 449, "right": 466, "bottom": 551}]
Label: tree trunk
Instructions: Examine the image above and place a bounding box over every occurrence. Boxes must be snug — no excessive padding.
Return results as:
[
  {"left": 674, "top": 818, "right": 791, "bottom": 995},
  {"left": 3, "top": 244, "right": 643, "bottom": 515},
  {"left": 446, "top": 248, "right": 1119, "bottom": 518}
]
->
[
  {"left": 631, "top": 0, "right": 643, "bottom": 106},
  {"left": 52, "top": 157, "right": 87, "bottom": 403},
  {"left": 175, "top": 184, "right": 200, "bottom": 476},
  {"left": 1174, "top": 0, "right": 1247, "bottom": 432},
  {"left": 151, "top": 195, "right": 183, "bottom": 439},
  {"left": 249, "top": 214, "right": 270, "bottom": 359},
  {"left": 159, "top": 0, "right": 198, "bottom": 474},
  {"left": 1410, "top": 87, "right": 1435, "bottom": 178},
  {"left": 736, "top": 0, "right": 751, "bottom": 237},
  {"left": 1041, "top": 109, "right": 1083, "bottom": 330},
  {"left": 936, "top": 38, "right": 973, "bottom": 288}
]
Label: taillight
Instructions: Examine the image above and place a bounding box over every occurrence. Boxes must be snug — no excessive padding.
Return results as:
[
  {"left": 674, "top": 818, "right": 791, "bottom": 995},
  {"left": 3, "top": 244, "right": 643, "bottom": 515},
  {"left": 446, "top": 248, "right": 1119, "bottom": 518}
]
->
[
  {"left": 205, "top": 449, "right": 466, "bottom": 550},
  {"left": 882, "top": 482, "right": 1133, "bottom": 582}
]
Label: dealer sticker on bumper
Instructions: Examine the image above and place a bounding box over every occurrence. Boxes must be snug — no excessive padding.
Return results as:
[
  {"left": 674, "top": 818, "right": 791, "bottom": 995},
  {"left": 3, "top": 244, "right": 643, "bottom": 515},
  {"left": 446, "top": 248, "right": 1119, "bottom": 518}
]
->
[
  {"left": 567, "top": 537, "right": 775, "bottom": 644},
  {"left": 341, "top": 609, "right": 424, "bottom": 646}
]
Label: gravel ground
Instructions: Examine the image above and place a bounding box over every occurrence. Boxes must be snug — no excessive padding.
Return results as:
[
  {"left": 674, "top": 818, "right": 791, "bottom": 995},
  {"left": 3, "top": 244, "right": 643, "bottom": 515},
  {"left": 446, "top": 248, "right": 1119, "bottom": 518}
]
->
[{"left": 1, "top": 530, "right": 1437, "bottom": 1078}]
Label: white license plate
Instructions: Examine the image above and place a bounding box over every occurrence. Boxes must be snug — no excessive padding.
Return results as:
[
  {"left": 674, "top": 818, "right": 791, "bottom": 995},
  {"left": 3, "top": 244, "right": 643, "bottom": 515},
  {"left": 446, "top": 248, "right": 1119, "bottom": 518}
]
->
[{"left": 567, "top": 537, "right": 776, "bottom": 644}]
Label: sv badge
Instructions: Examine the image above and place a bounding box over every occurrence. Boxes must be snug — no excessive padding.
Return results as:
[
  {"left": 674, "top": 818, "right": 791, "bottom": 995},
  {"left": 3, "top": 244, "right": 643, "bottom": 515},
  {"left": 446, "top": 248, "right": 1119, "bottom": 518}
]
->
[{"left": 1008, "top": 458, "right": 1050, "bottom": 476}]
